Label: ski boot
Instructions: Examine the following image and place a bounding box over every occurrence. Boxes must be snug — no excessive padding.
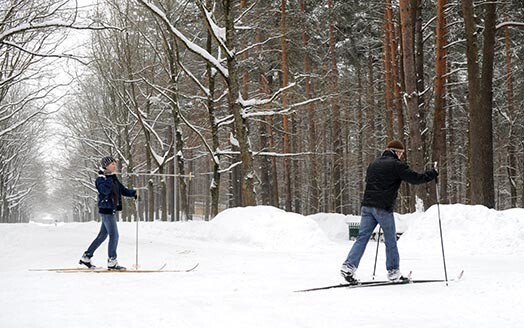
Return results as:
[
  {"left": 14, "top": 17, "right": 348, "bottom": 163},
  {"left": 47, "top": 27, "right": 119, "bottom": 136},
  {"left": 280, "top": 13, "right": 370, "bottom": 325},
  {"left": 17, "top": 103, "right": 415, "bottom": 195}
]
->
[
  {"left": 79, "top": 252, "right": 97, "bottom": 269},
  {"left": 108, "top": 257, "right": 126, "bottom": 271},
  {"left": 340, "top": 264, "right": 359, "bottom": 285},
  {"left": 387, "top": 269, "right": 410, "bottom": 283}
]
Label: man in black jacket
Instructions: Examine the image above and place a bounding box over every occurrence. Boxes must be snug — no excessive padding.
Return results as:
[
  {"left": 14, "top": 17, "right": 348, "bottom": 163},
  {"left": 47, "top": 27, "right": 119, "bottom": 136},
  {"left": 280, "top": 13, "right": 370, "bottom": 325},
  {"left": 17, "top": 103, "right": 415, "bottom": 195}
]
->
[{"left": 341, "top": 140, "right": 438, "bottom": 283}]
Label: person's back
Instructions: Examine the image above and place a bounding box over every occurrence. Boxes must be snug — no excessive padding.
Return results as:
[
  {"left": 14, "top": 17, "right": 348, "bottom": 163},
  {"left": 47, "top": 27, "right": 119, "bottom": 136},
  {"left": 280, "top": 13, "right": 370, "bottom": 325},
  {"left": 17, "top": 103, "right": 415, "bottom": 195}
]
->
[
  {"left": 340, "top": 140, "right": 438, "bottom": 284},
  {"left": 362, "top": 151, "right": 404, "bottom": 212}
]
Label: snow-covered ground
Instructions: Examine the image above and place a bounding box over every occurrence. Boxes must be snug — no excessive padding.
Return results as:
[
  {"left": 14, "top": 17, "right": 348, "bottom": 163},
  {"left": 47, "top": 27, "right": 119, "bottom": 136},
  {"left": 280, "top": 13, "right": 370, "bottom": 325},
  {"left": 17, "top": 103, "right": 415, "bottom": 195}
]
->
[{"left": 1, "top": 204, "right": 524, "bottom": 328}]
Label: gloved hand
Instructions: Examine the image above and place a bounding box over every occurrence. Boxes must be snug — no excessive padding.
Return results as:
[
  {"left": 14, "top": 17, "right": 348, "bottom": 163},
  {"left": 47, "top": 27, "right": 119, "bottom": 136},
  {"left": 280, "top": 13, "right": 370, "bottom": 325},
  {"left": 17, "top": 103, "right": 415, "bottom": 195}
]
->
[
  {"left": 427, "top": 168, "right": 439, "bottom": 180},
  {"left": 134, "top": 190, "right": 139, "bottom": 200}
]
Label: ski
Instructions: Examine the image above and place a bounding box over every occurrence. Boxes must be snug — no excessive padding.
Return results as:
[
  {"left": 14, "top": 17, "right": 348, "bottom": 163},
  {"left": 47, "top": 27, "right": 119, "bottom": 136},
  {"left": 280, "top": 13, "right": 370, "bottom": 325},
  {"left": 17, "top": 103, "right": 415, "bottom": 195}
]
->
[
  {"left": 29, "top": 267, "right": 103, "bottom": 272},
  {"left": 295, "top": 270, "right": 464, "bottom": 292},
  {"left": 77, "top": 263, "right": 199, "bottom": 273},
  {"left": 30, "top": 263, "right": 199, "bottom": 273}
]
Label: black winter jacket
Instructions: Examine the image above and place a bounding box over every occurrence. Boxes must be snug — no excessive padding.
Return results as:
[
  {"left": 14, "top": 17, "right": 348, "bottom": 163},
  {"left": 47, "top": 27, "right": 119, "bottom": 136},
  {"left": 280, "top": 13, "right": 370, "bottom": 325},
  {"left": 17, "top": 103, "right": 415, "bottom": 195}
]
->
[{"left": 361, "top": 150, "right": 438, "bottom": 212}]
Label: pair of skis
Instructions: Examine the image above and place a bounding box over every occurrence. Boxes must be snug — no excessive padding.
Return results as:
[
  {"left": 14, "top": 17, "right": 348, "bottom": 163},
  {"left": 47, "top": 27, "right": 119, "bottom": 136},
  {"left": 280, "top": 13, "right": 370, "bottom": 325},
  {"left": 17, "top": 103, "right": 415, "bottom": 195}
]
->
[
  {"left": 30, "top": 263, "right": 199, "bottom": 273},
  {"left": 295, "top": 270, "right": 464, "bottom": 292}
]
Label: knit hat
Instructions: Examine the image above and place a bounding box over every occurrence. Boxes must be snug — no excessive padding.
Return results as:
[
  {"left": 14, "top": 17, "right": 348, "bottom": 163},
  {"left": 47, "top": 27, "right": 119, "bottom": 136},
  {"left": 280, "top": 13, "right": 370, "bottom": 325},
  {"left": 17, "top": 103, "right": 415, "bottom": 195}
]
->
[
  {"left": 100, "top": 156, "right": 117, "bottom": 168},
  {"left": 386, "top": 140, "right": 405, "bottom": 151}
]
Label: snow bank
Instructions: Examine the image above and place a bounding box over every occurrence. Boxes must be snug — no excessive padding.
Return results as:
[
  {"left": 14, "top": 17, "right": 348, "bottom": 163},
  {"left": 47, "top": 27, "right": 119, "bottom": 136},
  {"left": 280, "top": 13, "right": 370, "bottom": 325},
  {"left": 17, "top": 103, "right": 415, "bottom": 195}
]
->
[
  {"left": 309, "top": 212, "right": 417, "bottom": 241},
  {"left": 308, "top": 212, "right": 359, "bottom": 241},
  {"left": 207, "top": 206, "right": 333, "bottom": 250},
  {"left": 399, "top": 204, "right": 524, "bottom": 256}
]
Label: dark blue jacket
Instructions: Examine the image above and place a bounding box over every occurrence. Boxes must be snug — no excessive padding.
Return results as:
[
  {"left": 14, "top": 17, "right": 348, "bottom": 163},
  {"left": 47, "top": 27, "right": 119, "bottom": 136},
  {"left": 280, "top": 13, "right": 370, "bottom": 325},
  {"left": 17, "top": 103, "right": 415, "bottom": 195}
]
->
[
  {"left": 96, "top": 171, "right": 136, "bottom": 214},
  {"left": 361, "top": 150, "right": 438, "bottom": 212}
]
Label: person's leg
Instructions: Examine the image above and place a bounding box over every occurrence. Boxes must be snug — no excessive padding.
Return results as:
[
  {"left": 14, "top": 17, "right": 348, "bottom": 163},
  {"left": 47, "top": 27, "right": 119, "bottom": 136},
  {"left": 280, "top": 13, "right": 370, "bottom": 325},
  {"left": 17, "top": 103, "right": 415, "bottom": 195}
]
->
[
  {"left": 102, "top": 213, "right": 119, "bottom": 260},
  {"left": 85, "top": 218, "right": 109, "bottom": 257},
  {"left": 374, "top": 208, "right": 399, "bottom": 271},
  {"left": 343, "top": 206, "right": 378, "bottom": 269}
]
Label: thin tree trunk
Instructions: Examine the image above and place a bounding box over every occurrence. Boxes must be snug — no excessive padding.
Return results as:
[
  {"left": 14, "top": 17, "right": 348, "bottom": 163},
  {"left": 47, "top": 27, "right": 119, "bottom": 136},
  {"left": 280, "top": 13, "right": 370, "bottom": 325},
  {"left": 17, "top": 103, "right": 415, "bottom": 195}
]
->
[
  {"left": 280, "top": 0, "right": 292, "bottom": 211},
  {"left": 504, "top": 20, "right": 517, "bottom": 208},
  {"left": 357, "top": 67, "right": 364, "bottom": 208},
  {"left": 300, "top": 0, "right": 319, "bottom": 214},
  {"left": 168, "top": 38, "right": 190, "bottom": 221},
  {"left": 258, "top": 72, "right": 271, "bottom": 205},
  {"left": 384, "top": 0, "right": 395, "bottom": 140},
  {"left": 206, "top": 0, "right": 220, "bottom": 217},
  {"left": 414, "top": 0, "right": 427, "bottom": 154},
  {"left": 328, "top": 0, "right": 343, "bottom": 213},
  {"left": 400, "top": 0, "right": 425, "bottom": 206},
  {"left": 430, "top": 0, "right": 448, "bottom": 206},
  {"left": 366, "top": 44, "right": 376, "bottom": 164},
  {"left": 168, "top": 136, "right": 175, "bottom": 221},
  {"left": 395, "top": 13, "right": 406, "bottom": 144}
]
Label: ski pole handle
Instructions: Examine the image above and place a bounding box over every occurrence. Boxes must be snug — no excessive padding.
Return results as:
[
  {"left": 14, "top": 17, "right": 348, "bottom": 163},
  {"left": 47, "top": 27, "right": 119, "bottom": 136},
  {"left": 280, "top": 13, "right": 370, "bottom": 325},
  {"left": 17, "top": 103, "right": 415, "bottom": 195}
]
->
[{"left": 433, "top": 161, "right": 439, "bottom": 184}]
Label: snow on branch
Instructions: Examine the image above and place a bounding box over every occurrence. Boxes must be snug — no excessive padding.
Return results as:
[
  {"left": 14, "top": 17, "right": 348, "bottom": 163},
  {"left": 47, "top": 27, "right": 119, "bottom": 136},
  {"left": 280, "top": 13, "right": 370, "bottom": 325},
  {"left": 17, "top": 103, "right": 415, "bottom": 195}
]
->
[
  {"left": 242, "top": 96, "right": 328, "bottom": 119},
  {"left": 177, "top": 61, "right": 211, "bottom": 98},
  {"left": 195, "top": 0, "right": 234, "bottom": 59},
  {"left": 135, "top": 103, "right": 173, "bottom": 167},
  {"left": 141, "top": 78, "right": 220, "bottom": 165},
  {"left": 236, "top": 35, "right": 281, "bottom": 57},
  {"left": 235, "top": 0, "right": 258, "bottom": 25},
  {"left": 137, "top": 0, "right": 229, "bottom": 79},
  {"left": 496, "top": 21, "right": 524, "bottom": 30},
  {"left": 238, "top": 82, "right": 297, "bottom": 108},
  {"left": 217, "top": 150, "right": 335, "bottom": 158}
]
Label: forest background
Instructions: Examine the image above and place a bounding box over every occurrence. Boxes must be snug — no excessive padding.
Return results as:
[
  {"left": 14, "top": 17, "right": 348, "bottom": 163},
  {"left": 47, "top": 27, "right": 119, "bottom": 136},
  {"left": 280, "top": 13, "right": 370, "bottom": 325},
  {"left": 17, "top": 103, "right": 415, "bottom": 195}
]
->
[{"left": 1, "top": 0, "right": 523, "bottom": 223}]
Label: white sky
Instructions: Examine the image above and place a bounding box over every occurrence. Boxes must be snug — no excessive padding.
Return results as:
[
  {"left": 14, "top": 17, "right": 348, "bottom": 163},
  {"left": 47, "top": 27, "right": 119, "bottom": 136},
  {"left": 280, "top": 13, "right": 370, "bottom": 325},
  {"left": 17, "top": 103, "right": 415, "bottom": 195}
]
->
[{"left": 39, "top": 0, "right": 98, "bottom": 165}]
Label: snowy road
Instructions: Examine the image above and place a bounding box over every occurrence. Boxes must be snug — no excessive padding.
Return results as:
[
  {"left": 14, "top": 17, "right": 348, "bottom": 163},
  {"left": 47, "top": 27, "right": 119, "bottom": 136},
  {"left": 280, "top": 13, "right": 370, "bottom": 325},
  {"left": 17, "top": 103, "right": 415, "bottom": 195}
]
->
[{"left": 1, "top": 205, "right": 523, "bottom": 327}]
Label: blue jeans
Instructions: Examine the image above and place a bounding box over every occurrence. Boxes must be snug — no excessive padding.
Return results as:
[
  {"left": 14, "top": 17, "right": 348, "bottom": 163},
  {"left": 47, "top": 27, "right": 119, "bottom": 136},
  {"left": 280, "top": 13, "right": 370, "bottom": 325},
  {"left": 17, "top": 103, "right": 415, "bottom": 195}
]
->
[
  {"left": 85, "top": 213, "right": 119, "bottom": 259},
  {"left": 343, "top": 206, "right": 399, "bottom": 271}
]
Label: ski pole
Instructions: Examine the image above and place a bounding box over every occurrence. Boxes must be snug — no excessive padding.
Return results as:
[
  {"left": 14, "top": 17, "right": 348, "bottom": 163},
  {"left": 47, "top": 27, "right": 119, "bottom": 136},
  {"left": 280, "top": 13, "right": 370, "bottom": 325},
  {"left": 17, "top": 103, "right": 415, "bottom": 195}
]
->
[
  {"left": 372, "top": 226, "right": 382, "bottom": 280},
  {"left": 134, "top": 195, "right": 140, "bottom": 270},
  {"left": 434, "top": 162, "right": 448, "bottom": 286}
]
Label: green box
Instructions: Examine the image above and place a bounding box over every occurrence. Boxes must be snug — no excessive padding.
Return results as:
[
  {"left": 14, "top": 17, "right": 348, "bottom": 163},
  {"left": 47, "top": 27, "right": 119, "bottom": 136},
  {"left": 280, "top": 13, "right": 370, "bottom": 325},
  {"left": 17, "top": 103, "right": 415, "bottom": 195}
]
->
[{"left": 347, "top": 222, "right": 360, "bottom": 240}]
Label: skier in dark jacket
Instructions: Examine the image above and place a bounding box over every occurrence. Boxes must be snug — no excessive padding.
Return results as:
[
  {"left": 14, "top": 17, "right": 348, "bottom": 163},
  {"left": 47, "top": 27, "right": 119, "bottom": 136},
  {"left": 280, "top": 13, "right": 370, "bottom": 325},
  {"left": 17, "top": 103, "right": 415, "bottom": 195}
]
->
[
  {"left": 341, "top": 140, "right": 438, "bottom": 283},
  {"left": 79, "top": 156, "right": 137, "bottom": 270}
]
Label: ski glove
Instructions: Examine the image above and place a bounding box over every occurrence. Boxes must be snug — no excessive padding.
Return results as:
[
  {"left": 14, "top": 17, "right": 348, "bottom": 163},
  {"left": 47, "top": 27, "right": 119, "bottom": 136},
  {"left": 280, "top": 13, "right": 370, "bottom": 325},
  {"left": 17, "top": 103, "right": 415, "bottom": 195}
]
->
[{"left": 427, "top": 169, "right": 439, "bottom": 180}]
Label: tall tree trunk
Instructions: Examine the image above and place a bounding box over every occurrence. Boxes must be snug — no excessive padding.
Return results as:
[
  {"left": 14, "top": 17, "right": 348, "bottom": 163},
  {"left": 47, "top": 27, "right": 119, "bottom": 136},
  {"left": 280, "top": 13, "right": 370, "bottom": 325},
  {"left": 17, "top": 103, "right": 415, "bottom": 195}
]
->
[
  {"left": 143, "top": 100, "right": 155, "bottom": 222},
  {"left": 504, "top": 20, "right": 517, "bottom": 208},
  {"left": 430, "top": 0, "right": 448, "bottom": 206},
  {"left": 328, "top": 0, "right": 343, "bottom": 212},
  {"left": 366, "top": 44, "right": 376, "bottom": 164},
  {"left": 463, "top": 0, "right": 496, "bottom": 208},
  {"left": 357, "top": 67, "right": 364, "bottom": 208},
  {"left": 414, "top": 0, "right": 427, "bottom": 154},
  {"left": 280, "top": 0, "right": 292, "bottom": 211},
  {"left": 258, "top": 110, "right": 272, "bottom": 205},
  {"left": 395, "top": 13, "right": 406, "bottom": 144},
  {"left": 168, "top": 37, "right": 190, "bottom": 221},
  {"left": 300, "top": 0, "right": 319, "bottom": 214},
  {"left": 167, "top": 127, "right": 174, "bottom": 221},
  {"left": 206, "top": 0, "right": 220, "bottom": 217},
  {"left": 159, "top": 165, "right": 167, "bottom": 221},
  {"left": 384, "top": 0, "right": 395, "bottom": 140},
  {"left": 399, "top": 0, "right": 425, "bottom": 206},
  {"left": 258, "top": 53, "right": 272, "bottom": 205},
  {"left": 266, "top": 75, "right": 279, "bottom": 207},
  {"left": 223, "top": 0, "right": 256, "bottom": 206}
]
